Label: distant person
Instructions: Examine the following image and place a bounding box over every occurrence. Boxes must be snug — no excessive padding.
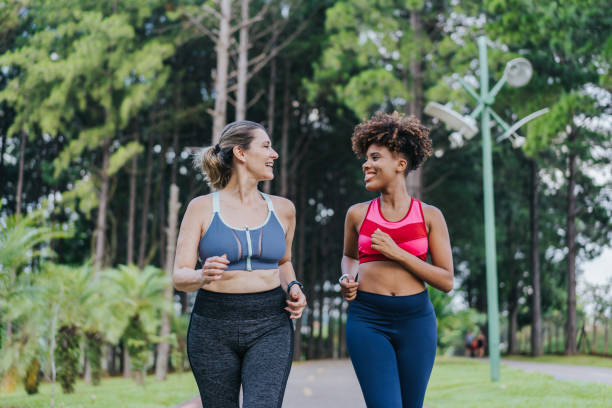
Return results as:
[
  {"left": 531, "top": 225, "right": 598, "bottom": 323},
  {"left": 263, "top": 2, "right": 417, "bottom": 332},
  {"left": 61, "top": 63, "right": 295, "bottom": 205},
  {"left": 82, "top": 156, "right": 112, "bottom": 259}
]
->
[
  {"left": 475, "top": 331, "right": 486, "bottom": 358},
  {"left": 465, "top": 329, "right": 475, "bottom": 357},
  {"left": 172, "top": 121, "right": 307, "bottom": 407},
  {"left": 339, "top": 112, "right": 454, "bottom": 408}
]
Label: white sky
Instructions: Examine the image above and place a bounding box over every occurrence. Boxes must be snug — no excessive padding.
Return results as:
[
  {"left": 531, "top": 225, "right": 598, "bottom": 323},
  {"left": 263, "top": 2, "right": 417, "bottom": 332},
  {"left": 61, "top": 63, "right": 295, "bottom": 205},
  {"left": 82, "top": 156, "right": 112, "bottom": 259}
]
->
[{"left": 580, "top": 247, "right": 612, "bottom": 286}]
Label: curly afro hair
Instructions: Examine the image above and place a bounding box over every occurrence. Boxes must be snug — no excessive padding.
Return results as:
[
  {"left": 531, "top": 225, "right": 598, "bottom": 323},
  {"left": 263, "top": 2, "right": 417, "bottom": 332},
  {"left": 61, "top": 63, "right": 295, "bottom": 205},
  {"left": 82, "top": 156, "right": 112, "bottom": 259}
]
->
[{"left": 351, "top": 111, "right": 433, "bottom": 172}]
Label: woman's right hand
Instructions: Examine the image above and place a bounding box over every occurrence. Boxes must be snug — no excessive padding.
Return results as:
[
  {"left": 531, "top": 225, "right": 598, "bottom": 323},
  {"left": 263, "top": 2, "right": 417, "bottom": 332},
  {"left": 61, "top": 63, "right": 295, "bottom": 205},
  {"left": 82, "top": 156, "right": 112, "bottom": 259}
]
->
[
  {"left": 200, "top": 254, "right": 229, "bottom": 285},
  {"left": 339, "top": 275, "right": 359, "bottom": 302}
]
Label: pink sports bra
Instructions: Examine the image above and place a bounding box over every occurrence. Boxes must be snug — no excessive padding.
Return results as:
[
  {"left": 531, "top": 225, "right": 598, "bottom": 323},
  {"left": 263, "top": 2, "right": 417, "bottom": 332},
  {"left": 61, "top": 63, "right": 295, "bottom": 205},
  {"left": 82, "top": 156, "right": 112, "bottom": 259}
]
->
[{"left": 358, "top": 197, "right": 428, "bottom": 263}]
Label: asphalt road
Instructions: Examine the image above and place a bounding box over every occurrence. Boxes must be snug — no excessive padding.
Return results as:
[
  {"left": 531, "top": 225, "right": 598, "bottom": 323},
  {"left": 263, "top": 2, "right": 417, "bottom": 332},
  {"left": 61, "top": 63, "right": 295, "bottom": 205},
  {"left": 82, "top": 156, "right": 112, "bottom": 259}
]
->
[
  {"left": 175, "top": 359, "right": 364, "bottom": 408},
  {"left": 501, "top": 359, "right": 612, "bottom": 385}
]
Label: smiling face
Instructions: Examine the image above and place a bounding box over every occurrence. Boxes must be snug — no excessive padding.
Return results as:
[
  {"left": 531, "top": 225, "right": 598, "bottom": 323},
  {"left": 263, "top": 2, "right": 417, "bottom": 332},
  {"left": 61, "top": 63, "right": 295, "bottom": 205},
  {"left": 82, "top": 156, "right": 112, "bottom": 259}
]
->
[
  {"left": 242, "top": 128, "right": 278, "bottom": 181},
  {"left": 362, "top": 144, "right": 407, "bottom": 191}
]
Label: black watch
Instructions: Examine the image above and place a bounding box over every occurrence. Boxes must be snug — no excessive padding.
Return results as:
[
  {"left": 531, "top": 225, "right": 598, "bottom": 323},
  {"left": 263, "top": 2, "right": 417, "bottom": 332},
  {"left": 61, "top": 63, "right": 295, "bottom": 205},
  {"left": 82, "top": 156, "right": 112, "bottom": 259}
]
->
[{"left": 287, "top": 280, "right": 304, "bottom": 293}]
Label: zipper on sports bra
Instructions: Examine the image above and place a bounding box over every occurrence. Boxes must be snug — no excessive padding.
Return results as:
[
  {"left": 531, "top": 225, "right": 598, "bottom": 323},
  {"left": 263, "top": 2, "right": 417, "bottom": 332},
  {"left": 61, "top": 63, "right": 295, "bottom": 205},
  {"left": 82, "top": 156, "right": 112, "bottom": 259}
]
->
[{"left": 245, "top": 226, "right": 253, "bottom": 271}]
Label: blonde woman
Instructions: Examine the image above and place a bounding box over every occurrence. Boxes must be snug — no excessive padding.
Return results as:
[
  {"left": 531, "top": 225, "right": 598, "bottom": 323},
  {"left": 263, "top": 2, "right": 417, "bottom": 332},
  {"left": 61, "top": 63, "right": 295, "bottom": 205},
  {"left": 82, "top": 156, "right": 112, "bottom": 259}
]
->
[{"left": 173, "top": 121, "right": 307, "bottom": 407}]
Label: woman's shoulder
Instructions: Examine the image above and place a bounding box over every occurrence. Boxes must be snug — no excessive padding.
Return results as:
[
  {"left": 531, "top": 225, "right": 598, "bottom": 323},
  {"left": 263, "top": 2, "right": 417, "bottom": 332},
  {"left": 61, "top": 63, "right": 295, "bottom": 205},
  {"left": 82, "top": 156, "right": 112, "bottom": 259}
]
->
[
  {"left": 185, "top": 194, "right": 213, "bottom": 215},
  {"left": 267, "top": 194, "right": 296, "bottom": 217},
  {"left": 419, "top": 201, "right": 445, "bottom": 224},
  {"left": 346, "top": 200, "right": 372, "bottom": 222}
]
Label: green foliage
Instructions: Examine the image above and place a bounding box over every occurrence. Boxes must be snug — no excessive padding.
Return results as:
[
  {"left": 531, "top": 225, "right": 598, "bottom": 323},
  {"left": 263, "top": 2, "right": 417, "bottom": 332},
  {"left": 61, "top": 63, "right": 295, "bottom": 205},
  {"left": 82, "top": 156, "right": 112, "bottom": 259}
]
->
[
  {"left": 103, "top": 264, "right": 170, "bottom": 381},
  {"left": 309, "top": 0, "right": 446, "bottom": 116},
  {"left": 85, "top": 332, "right": 103, "bottom": 386},
  {"left": 170, "top": 315, "right": 190, "bottom": 373},
  {"left": 23, "top": 358, "right": 40, "bottom": 395},
  {"left": 0, "top": 209, "right": 71, "bottom": 292},
  {"left": 124, "top": 317, "right": 149, "bottom": 374},
  {"left": 429, "top": 287, "right": 486, "bottom": 354},
  {"left": 55, "top": 325, "right": 80, "bottom": 394}
]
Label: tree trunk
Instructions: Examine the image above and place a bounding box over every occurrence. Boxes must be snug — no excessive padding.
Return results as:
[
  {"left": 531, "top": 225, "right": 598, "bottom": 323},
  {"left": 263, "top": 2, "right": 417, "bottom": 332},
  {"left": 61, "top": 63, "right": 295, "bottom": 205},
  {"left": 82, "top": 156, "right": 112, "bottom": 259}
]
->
[
  {"left": 235, "top": 0, "right": 249, "bottom": 121},
  {"left": 307, "top": 229, "right": 318, "bottom": 360},
  {"left": 0, "top": 130, "right": 6, "bottom": 186},
  {"left": 280, "top": 63, "right": 290, "bottom": 197},
  {"left": 212, "top": 0, "right": 231, "bottom": 144},
  {"left": 127, "top": 153, "right": 137, "bottom": 265},
  {"left": 94, "top": 138, "right": 111, "bottom": 276},
  {"left": 159, "top": 140, "right": 167, "bottom": 268},
  {"left": 15, "top": 130, "right": 26, "bottom": 215},
  {"left": 316, "top": 234, "right": 327, "bottom": 358},
  {"left": 592, "top": 318, "right": 598, "bottom": 354},
  {"left": 138, "top": 134, "right": 154, "bottom": 268},
  {"left": 604, "top": 317, "right": 608, "bottom": 354},
  {"left": 156, "top": 184, "right": 180, "bottom": 380},
  {"left": 406, "top": 10, "right": 424, "bottom": 199},
  {"left": 508, "top": 297, "right": 519, "bottom": 354},
  {"left": 565, "top": 130, "right": 577, "bottom": 355},
  {"left": 263, "top": 45, "right": 277, "bottom": 195},
  {"left": 122, "top": 342, "right": 131, "bottom": 378},
  {"left": 4, "top": 131, "right": 22, "bottom": 342},
  {"left": 530, "top": 159, "right": 543, "bottom": 356},
  {"left": 293, "top": 179, "right": 306, "bottom": 360}
]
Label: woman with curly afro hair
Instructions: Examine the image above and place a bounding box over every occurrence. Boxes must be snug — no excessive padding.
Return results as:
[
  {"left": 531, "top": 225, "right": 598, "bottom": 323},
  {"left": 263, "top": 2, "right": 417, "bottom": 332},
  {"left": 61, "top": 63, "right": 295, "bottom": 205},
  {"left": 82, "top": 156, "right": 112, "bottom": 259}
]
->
[{"left": 339, "top": 112, "right": 453, "bottom": 408}]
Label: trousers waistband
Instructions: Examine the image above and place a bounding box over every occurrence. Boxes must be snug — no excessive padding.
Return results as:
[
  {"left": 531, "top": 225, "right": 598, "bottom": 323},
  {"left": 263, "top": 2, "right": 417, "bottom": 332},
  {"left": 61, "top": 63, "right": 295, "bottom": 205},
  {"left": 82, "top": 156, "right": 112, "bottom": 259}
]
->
[
  {"left": 351, "top": 289, "right": 433, "bottom": 318},
  {"left": 192, "top": 286, "right": 287, "bottom": 320}
]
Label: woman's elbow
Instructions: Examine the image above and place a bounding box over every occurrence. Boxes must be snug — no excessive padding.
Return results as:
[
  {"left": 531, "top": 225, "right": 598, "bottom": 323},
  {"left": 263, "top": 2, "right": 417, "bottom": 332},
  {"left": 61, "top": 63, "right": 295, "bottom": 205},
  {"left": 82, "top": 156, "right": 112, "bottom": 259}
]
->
[
  {"left": 172, "top": 270, "right": 185, "bottom": 292},
  {"left": 442, "top": 273, "right": 454, "bottom": 293}
]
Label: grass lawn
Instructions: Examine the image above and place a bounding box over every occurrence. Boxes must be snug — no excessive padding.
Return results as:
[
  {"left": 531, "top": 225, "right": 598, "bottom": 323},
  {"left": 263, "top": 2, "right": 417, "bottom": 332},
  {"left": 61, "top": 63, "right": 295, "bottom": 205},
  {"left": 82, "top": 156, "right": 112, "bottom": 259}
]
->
[
  {"left": 426, "top": 357, "right": 611, "bottom": 408},
  {"left": 0, "top": 371, "right": 198, "bottom": 408},
  {"left": 1, "top": 358, "right": 610, "bottom": 407},
  {"left": 504, "top": 354, "right": 612, "bottom": 368}
]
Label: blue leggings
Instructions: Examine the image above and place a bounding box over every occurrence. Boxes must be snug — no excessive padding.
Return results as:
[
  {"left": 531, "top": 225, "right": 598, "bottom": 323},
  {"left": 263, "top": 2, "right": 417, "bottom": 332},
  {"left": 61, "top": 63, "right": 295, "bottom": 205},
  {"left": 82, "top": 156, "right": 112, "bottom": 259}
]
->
[{"left": 346, "top": 290, "right": 437, "bottom": 408}]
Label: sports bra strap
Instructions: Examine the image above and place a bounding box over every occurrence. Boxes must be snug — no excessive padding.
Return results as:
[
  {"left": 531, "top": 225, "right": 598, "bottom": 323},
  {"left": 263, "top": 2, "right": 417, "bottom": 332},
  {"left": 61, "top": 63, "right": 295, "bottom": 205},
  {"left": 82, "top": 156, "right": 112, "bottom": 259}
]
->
[
  {"left": 261, "top": 192, "right": 275, "bottom": 212},
  {"left": 212, "top": 191, "right": 220, "bottom": 213}
]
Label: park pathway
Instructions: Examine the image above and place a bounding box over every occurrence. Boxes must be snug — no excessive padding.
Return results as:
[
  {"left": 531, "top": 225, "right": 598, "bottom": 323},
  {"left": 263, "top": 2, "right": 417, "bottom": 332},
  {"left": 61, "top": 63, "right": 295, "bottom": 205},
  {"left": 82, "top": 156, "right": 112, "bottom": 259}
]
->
[
  {"left": 175, "top": 359, "right": 364, "bottom": 408},
  {"left": 501, "top": 359, "right": 612, "bottom": 385}
]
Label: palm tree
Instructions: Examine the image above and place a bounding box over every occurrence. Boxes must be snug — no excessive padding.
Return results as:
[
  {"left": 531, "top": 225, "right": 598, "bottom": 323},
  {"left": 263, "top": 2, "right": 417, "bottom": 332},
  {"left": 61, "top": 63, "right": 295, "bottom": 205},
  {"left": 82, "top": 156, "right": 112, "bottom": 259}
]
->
[
  {"left": 104, "top": 264, "right": 170, "bottom": 384},
  {"left": 0, "top": 210, "right": 70, "bottom": 393}
]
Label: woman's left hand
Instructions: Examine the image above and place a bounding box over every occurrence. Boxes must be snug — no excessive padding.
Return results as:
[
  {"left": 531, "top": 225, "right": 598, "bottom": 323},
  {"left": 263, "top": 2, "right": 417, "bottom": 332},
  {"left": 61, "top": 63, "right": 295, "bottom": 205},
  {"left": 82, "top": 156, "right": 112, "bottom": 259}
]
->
[
  {"left": 285, "top": 286, "right": 307, "bottom": 319},
  {"left": 370, "top": 228, "right": 401, "bottom": 260}
]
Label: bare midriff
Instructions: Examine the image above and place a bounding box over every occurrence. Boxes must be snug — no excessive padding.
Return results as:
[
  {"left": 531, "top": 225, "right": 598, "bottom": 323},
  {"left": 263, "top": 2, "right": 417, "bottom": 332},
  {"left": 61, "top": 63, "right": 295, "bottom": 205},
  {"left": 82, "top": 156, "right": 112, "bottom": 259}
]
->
[
  {"left": 357, "top": 260, "right": 425, "bottom": 296},
  {"left": 202, "top": 268, "right": 281, "bottom": 293}
]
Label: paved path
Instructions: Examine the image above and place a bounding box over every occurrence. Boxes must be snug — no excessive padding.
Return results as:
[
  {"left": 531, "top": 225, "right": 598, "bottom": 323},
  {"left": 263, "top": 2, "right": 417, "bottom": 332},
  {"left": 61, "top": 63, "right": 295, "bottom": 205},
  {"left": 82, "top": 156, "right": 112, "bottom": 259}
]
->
[
  {"left": 501, "top": 359, "right": 612, "bottom": 385},
  {"left": 176, "top": 358, "right": 612, "bottom": 408},
  {"left": 175, "top": 359, "right": 364, "bottom": 408}
]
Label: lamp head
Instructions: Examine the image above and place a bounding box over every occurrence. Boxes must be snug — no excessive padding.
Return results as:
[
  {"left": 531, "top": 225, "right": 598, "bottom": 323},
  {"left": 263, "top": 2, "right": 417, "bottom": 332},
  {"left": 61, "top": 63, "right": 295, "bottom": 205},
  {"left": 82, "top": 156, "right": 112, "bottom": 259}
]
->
[
  {"left": 424, "top": 102, "right": 478, "bottom": 139},
  {"left": 505, "top": 58, "right": 532, "bottom": 87}
]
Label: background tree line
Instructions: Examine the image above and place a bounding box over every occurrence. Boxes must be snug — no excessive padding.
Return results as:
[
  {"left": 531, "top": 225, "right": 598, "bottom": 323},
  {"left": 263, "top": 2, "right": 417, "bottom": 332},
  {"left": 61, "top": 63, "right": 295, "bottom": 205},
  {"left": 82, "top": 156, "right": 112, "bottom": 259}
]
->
[{"left": 0, "top": 0, "right": 610, "bottom": 396}]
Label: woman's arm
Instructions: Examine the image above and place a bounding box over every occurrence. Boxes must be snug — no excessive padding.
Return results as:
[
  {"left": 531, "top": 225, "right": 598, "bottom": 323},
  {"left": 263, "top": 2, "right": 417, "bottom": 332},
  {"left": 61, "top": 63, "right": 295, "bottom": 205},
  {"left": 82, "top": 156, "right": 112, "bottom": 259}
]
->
[
  {"left": 340, "top": 205, "right": 361, "bottom": 301},
  {"left": 370, "top": 205, "right": 454, "bottom": 292},
  {"left": 173, "top": 197, "right": 228, "bottom": 292},
  {"left": 275, "top": 197, "right": 307, "bottom": 319}
]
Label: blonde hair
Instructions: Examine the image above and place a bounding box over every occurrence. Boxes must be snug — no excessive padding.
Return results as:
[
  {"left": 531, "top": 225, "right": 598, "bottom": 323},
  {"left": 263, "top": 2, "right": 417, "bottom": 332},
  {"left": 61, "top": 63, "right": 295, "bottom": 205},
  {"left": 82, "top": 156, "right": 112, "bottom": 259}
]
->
[{"left": 196, "top": 121, "right": 266, "bottom": 190}]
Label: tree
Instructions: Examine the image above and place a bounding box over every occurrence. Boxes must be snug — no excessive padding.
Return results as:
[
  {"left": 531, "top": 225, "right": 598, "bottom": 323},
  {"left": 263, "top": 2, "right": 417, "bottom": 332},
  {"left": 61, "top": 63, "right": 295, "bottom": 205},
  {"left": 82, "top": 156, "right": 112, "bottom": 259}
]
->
[
  {"left": 0, "top": 1, "right": 174, "bottom": 274},
  {"left": 104, "top": 264, "right": 170, "bottom": 384},
  {"left": 487, "top": 0, "right": 612, "bottom": 354},
  {"left": 310, "top": 0, "right": 457, "bottom": 198}
]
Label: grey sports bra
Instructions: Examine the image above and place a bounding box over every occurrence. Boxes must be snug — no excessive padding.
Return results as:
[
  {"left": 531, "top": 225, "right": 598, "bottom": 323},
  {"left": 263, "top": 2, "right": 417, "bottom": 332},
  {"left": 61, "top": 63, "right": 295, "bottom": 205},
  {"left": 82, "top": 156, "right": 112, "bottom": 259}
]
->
[{"left": 198, "top": 191, "right": 286, "bottom": 271}]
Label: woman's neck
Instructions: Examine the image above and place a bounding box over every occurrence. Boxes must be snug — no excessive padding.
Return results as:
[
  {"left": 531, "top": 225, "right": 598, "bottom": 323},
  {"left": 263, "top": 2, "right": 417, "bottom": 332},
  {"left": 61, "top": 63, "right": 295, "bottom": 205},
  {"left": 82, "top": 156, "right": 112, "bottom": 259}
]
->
[
  {"left": 223, "top": 173, "right": 262, "bottom": 205},
  {"left": 379, "top": 177, "right": 411, "bottom": 208}
]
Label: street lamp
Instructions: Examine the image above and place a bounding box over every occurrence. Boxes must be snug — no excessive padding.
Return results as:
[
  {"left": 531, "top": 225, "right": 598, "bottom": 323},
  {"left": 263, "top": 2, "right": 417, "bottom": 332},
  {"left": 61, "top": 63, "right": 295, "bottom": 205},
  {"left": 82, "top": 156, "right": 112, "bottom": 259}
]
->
[{"left": 425, "top": 36, "right": 548, "bottom": 382}]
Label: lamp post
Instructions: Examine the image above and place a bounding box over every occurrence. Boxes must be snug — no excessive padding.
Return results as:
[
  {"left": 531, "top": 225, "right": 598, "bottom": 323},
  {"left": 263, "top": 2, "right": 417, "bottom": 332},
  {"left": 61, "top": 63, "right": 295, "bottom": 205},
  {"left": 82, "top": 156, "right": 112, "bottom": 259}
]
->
[{"left": 425, "top": 36, "right": 548, "bottom": 382}]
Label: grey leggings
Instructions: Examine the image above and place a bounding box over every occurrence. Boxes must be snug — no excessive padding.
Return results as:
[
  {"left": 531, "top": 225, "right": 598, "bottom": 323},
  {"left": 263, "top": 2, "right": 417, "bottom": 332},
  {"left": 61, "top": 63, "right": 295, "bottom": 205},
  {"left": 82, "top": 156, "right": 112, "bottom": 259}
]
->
[{"left": 187, "top": 287, "right": 294, "bottom": 407}]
